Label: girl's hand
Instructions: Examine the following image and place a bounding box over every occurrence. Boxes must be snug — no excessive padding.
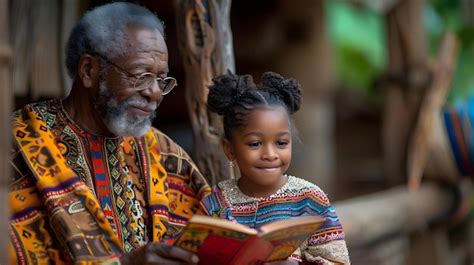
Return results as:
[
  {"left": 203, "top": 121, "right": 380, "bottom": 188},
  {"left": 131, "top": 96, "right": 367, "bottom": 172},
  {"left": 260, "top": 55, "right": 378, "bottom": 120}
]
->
[{"left": 120, "top": 243, "right": 199, "bottom": 265}]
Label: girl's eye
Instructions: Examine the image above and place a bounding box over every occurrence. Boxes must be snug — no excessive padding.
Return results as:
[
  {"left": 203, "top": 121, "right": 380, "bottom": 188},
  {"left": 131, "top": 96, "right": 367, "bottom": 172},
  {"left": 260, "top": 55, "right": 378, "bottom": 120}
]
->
[
  {"left": 277, "top": 140, "right": 289, "bottom": 147},
  {"left": 247, "top": 141, "right": 261, "bottom": 148}
]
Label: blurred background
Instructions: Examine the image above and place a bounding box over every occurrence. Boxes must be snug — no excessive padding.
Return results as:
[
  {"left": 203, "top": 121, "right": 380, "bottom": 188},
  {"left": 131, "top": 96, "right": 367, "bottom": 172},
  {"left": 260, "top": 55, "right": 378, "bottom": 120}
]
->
[{"left": 1, "top": 0, "right": 473, "bottom": 264}]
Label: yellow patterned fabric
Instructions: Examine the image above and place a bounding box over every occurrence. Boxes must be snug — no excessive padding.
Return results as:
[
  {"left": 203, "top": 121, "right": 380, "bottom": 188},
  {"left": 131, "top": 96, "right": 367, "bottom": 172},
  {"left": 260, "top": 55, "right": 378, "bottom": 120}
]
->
[{"left": 9, "top": 100, "right": 211, "bottom": 264}]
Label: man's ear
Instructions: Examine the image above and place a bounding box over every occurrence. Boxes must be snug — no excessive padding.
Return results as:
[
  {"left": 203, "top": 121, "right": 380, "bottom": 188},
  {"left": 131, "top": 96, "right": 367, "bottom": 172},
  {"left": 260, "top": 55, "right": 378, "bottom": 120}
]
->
[
  {"left": 222, "top": 138, "right": 234, "bottom": 161},
  {"left": 78, "top": 54, "right": 100, "bottom": 89}
]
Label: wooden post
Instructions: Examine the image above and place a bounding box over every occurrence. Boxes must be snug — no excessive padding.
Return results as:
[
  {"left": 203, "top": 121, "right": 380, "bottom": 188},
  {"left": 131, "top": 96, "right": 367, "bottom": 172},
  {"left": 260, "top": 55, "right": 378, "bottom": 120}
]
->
[
  {"left": 461, "top": 0, "right": 474, "bottom": 26},
  {"left": 382, "top": 0, "right": 430, "bottom": 185},
  {"left": 60, "top": 0, "right": 82, "bottom": 95},
  {"left": 407, "top": 33, "right": 459, "bottom": 190},
  {"left": 10, "top": 0, "right": 39, "bottom": 96},
  {"left": 174, "top": 0, "right": 235, "bottom": 185},
  {"left": 11, "top": 0, "right": 65, "bottom": 98},
  {"left": 0, "top": 0, "right": 11, "bottom": 262}
]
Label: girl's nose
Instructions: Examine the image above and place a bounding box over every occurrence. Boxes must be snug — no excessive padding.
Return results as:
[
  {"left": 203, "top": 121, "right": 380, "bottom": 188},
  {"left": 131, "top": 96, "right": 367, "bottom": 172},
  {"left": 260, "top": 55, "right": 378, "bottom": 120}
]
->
[{"left": 262, "top": 146, "right": 278, "bottom": 161}]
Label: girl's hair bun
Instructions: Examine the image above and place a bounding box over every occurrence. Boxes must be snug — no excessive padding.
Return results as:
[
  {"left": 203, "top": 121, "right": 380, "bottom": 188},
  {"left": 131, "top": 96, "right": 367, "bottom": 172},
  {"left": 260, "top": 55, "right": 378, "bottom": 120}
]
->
[
  {"left": 207, "top": 71, "right": 256, "bottom": 115},
  {"left": 260, "top": 71, "right": 302, "bottom": 114}
]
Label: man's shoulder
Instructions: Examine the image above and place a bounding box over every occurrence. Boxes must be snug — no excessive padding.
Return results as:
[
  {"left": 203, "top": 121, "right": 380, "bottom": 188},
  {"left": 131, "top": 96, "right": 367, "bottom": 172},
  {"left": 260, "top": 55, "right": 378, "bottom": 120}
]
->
[
  {"left": 12, "top": 100, "right": 57, "bottom": 124},
  {"left": 14, "top": 100, "right": 54, "bottom": 113},
  {"left": 149, "top": 127, "right": 172, "bottom": 142}
]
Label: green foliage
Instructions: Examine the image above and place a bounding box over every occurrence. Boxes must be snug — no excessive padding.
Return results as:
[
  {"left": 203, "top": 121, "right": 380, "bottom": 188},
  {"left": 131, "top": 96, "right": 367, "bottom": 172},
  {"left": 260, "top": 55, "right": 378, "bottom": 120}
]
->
[
  {"left": 326, "top": 0, "right": 474, "bottom": 104},
  {"left": 425, "top": 0, "right": 474, "bottom": 103},
  {"left": 326, "top": 0, "right": 386, "bottom": 100}
]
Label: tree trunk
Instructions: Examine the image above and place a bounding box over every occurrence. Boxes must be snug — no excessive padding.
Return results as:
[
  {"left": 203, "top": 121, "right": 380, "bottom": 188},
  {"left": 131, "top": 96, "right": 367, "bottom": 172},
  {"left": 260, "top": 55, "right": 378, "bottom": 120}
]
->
[
  {"left": 0, "top": 0, "right": 11, "bottom": 263},
  {"left": 174, "top": 0, "right": 235, "bottom": 185}
]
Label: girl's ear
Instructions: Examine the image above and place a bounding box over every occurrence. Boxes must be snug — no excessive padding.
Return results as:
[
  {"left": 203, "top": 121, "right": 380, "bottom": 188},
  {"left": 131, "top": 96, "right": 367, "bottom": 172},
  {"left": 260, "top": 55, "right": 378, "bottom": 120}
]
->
[{"left": 222, "top": 138, "right": 234, "bottom": 161}]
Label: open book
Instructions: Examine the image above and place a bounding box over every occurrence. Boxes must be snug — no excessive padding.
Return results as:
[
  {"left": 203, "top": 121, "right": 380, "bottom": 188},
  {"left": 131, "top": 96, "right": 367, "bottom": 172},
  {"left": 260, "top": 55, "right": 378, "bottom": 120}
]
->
[{"left": 174, "top": 215, "right": 325, "bottom": 265}]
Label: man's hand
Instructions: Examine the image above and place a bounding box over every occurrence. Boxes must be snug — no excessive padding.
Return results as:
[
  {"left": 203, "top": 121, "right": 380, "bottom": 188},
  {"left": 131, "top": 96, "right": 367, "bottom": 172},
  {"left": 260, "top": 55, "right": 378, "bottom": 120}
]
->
[{"left": 121, "top": 243, "right": 199, "bottom": 265}]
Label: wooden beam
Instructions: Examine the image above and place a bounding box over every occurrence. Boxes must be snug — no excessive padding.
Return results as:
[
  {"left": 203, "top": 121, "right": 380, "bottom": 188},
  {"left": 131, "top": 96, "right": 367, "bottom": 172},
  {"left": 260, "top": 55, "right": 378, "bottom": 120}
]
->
[
  {"left": 335, "top": 182, "right": 453, "bottom": 248},
  {"left": 0, "top": 0, "right": 11, "bottom": 263}
]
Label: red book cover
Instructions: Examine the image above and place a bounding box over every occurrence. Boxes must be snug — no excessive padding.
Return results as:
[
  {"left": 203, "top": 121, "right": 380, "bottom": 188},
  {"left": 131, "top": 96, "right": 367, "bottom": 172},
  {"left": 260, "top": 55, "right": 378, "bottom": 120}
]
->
[
  {"left": 175, "top": 215, "right": 325, "bottom": 265},
  {"left": 197, "top": 234, "right": 247, "bottom": 264},
  {"left": 196, "top": 234, "right": 274, "bottom": 264},
  {"left": 227, "top": 235, "right": 274, "bottom": 265}
]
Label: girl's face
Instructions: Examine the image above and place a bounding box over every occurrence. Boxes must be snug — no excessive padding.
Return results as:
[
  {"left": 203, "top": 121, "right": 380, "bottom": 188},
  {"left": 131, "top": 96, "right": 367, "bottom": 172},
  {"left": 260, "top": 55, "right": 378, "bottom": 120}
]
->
[{"left": 224, "top": 106, "right": 292, "bottom": 190}]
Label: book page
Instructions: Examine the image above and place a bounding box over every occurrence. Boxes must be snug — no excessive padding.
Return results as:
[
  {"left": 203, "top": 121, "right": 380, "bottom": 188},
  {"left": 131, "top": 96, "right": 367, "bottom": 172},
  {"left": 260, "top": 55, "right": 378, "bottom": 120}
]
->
[
  {"left": 188, "top": 215, "right": 258, "bottom": 234},
  {"left": 258, "top": 216, "right": 326, "bottom": 262},
  {"left": 258, "top": 215, "right": 325, "bottom": 236}
]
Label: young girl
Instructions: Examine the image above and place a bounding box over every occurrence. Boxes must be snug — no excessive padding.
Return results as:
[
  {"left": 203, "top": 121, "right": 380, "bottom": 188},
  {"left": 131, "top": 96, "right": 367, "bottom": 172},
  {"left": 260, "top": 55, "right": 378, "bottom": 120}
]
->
[{"left": 202, "top": 71, "right": 350, "bottom": 264}]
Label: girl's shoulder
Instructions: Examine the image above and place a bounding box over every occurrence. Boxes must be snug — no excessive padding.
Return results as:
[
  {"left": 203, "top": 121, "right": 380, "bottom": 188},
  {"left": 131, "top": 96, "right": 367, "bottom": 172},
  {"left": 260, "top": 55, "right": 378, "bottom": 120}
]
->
[
  {"left": 216, "top": 178, "right": 236, "bottom": 191},
  {"left": 283, "top": 175, "right": 325, "bottom": 193},
  {"left": 206, "top": 182, "right": 227, "bottom": 201},
  {"left": 281, "top": 175, "right": 331, "bottom": 203},
  {"left": 216, "top": 179, "right": 260, "bottom": 205},
  {"left": 208, "top": 179, "right": 245, "bottom": 204},
  {"left": 200, "top": 183, "right": 232, "bottom": 217}
]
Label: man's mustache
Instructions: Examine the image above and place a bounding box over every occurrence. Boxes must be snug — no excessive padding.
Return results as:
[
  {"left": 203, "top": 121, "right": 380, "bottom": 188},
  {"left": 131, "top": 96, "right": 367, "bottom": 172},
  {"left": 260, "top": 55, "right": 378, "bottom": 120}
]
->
[{"left": 123, "top": 97, "right": 158, "bottom": 113}]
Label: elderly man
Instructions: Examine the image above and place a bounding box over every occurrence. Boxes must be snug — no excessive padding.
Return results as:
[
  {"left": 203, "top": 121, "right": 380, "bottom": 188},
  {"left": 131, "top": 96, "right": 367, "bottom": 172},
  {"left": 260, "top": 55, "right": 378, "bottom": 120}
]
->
[{"left": 9, "top": 2, "right": 210, "bottom": 264}]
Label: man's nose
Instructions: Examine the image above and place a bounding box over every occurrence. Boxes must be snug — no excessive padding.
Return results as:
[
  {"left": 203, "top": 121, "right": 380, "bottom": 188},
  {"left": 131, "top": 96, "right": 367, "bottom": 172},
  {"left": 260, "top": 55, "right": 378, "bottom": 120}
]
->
[{"left": 140, "top": 81, "right": 163, "bottom": 102}]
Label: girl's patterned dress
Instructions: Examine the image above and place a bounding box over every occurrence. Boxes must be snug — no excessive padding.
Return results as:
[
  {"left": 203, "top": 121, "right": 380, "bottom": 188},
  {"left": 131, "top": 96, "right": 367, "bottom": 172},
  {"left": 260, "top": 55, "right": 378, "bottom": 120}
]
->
[{"left": 201, "top": 175, "right": 350, "bottom": 264}]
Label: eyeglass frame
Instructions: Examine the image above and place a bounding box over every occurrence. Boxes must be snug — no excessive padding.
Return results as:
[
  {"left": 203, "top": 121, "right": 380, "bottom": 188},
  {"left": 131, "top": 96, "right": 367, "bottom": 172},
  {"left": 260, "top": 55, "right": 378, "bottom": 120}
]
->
[{"left": 92, "top": 53, "right": 177, "bottom": 95}]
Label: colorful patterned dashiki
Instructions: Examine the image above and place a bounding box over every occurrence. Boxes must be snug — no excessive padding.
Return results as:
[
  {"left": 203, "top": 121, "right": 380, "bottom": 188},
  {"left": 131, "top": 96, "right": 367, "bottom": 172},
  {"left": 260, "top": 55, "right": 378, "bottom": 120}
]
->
[
  {"left": 201, "top": 175, "right": 350, "bottom": 264},
  {"left": 9, "top": 100, "right": 211, "bottom": 264}
]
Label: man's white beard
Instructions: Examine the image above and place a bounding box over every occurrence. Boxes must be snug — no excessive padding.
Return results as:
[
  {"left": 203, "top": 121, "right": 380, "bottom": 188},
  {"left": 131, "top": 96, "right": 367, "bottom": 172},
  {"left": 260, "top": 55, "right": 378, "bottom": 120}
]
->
[{"left": 97, "top": 80, "right": 157, "bottom": 138}]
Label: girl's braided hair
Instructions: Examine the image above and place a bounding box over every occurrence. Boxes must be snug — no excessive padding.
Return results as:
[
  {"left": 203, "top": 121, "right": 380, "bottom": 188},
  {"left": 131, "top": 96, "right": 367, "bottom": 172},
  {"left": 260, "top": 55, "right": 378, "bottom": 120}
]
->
[{"left": 207, "top": 71, "right": 302, "bottom": 139}]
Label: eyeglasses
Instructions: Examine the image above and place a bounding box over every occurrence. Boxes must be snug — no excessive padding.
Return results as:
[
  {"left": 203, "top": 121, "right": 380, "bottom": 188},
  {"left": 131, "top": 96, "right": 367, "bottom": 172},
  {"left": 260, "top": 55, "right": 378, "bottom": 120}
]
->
[{"left": 94, "top": 53, "right": 177, "bottom": 95}]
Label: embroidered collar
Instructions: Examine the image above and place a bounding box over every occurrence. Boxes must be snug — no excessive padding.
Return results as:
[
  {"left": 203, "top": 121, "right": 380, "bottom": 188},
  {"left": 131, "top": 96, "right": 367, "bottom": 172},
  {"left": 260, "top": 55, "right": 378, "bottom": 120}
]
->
[
  {"left": 218, "top": 175, "right": 315, "bottom": 205},
  {"left": 57, "top": 99, "right": 122, "bottom": 140}
]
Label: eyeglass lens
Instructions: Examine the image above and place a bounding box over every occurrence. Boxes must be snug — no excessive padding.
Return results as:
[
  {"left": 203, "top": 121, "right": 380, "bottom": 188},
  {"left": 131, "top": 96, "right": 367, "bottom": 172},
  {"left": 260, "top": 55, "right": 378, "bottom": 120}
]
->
[{"left": 134, "top": 74, "right": 177, "bottom": 95}]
